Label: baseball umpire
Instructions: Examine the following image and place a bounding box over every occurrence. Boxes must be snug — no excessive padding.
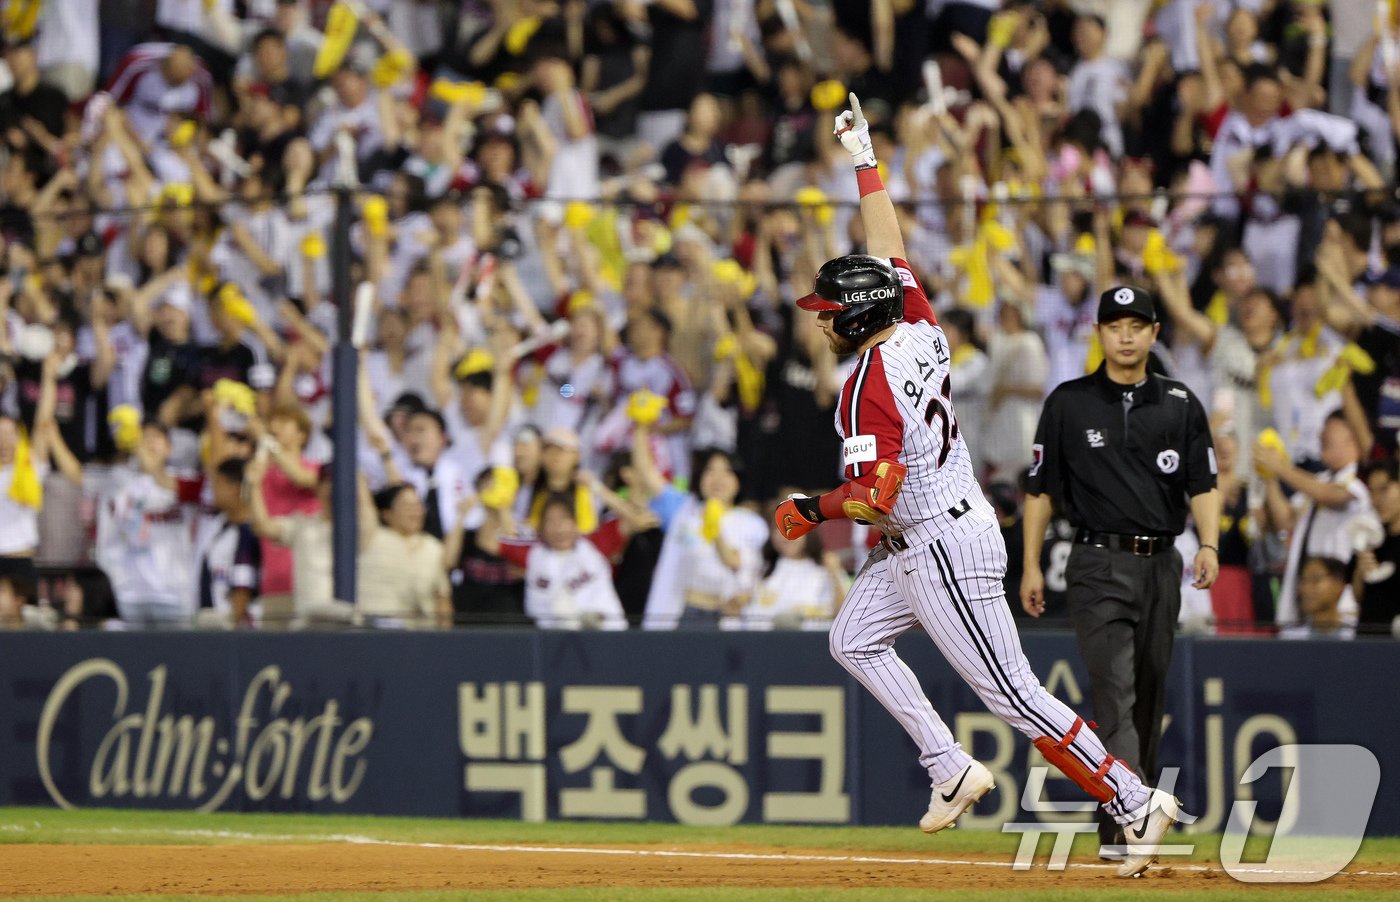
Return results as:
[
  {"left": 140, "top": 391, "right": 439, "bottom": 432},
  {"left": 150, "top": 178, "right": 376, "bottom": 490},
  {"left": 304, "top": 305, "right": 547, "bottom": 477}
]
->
[
  {"left": 774, "top": 94, "right": 1182, "bottom": 878},
  {"left": 1020, "top": 285, "right": 1220, "bottom": 858}
]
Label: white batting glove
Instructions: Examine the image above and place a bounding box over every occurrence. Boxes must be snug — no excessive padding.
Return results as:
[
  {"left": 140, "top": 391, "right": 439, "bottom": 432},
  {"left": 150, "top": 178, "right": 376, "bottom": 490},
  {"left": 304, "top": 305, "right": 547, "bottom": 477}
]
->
[{"left": 833, "top": 92, "right": 877, "bottom": 170}]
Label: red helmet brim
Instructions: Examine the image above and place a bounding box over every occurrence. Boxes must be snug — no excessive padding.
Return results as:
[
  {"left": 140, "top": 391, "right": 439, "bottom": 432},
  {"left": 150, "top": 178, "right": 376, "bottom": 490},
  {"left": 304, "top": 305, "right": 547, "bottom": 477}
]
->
[{"left": 796, "top": 292, "right": 843, "bottom": 311}]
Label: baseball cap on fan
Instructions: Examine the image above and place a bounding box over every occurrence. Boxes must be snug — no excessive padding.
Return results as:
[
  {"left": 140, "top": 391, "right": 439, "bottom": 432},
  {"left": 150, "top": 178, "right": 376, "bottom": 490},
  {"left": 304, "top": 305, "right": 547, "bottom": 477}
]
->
[{"left": 1095, "top": 285, "right": 1157, "bottom": 324}]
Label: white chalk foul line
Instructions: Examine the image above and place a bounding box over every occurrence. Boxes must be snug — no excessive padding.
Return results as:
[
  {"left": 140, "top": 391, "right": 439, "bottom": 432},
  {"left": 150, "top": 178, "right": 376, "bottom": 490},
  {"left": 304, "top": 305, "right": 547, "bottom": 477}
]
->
[{"left": 3, "top": 823, "right": 1397, "bottom": 879}]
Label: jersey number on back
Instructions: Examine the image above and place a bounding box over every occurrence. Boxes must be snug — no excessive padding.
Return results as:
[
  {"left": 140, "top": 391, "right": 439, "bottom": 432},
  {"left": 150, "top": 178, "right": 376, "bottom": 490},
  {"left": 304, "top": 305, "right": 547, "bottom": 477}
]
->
[{"left": 904, "top": 373, "right": 959, "bottom": 468}]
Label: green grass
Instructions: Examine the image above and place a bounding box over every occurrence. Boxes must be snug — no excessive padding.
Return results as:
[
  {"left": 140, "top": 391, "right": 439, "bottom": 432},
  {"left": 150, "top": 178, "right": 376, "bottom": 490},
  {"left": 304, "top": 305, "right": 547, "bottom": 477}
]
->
[
  {"left": 5, "top": 805, "right": 1400, "bottom": 863},
  {"left": 4, "top": 806, "right": 1399, "bottom": 902},
  {"left": 3, "top": 892, "right": 1395, "bottom": 902}
]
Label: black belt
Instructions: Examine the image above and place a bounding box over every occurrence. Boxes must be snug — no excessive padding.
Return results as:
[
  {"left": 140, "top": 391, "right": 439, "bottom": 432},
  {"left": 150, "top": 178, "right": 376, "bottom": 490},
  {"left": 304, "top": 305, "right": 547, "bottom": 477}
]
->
[
  {"left": 1074, "top": 529, "right": 1173, "bottom": 557},
  {"left": 880, "top": 499, "right": 973, "bottom": 553}
]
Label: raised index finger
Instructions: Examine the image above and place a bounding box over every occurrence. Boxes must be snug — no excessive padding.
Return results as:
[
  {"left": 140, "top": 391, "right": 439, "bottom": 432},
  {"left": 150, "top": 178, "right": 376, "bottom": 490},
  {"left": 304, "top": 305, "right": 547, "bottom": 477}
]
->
[{"left": 848, "top": 93, "right": 865, "bottom": 126}]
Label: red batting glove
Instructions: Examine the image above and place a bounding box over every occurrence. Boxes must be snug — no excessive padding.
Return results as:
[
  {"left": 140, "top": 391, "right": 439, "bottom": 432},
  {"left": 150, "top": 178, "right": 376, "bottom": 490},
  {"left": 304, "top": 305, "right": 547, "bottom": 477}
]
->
[{"left": 774, "top": 494, "right": 823, "bottom": 541}]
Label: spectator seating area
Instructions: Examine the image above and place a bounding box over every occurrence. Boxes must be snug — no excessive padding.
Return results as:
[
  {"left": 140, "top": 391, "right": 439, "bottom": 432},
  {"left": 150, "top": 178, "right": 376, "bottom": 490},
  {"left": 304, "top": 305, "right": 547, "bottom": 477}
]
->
[{"left": 0, "top": 0, "right": 1397, "bottom": 638}]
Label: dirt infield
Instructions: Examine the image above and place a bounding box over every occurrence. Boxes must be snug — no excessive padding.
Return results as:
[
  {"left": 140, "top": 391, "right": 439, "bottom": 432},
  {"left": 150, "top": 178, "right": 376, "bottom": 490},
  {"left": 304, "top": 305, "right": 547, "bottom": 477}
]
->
[{"left": 4, "top": 842, "right": 1399, "bottom": 895}]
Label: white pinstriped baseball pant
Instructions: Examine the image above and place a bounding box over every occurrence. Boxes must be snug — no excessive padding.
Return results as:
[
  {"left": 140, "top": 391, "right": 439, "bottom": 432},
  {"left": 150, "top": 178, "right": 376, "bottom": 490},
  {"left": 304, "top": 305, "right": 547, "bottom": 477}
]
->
[{"left": 830, "top": 514, "right": 1151, "bottom": 824}]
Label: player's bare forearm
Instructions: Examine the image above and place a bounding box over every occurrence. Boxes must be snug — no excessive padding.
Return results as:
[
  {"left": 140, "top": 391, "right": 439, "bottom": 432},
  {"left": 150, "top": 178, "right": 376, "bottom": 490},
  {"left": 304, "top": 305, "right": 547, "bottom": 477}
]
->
[
  {"left": 861, "top": 189, "right": 906, "bottom": 261},
  {"left": 1021, "top": 493, "right": 1053, "bottom": 569}
]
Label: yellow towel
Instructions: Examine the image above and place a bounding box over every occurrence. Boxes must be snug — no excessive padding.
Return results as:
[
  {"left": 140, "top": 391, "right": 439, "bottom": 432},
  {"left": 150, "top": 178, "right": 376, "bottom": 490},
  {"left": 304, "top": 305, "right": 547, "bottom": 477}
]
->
[
  {"left": 529, "top": 483, "right": 597, "bottom": 534},
  {"left": 1085, "top": 331, "right": 1104, "bottom": 374},
  {"left": 587, "top": 207, "right": 625, "bottom": 292},
  {"left": 711, "top": 260, "right": 743, "bottom": 285},
  {"left": 519, "top": 362, "right": 542, "bottom": 409},
  {"left": 4, "top": 0, "right": 40, "bottom": 39},
  {"left": 1255, "top": 428, "right": 1286, "bottom": 478},
  {"left": 1257, "top": 362, "right": 1274, "bottom": 411},
  {"left": 159, "top": 183, "right": 195, "bottom": 208},
  {"left": 987, "top": 11, "right": 1018, "bottom": 49},
  {"left": 1297, "top": 323, "right": 1322, "bottom": 359},
  {"left": 713, "top": 333, "right": 764, "bottom": 412},
  {"left": 734, "top": 351, "right": 764, "bottom": 414},
  {"left": 480, "top": 466, "right": 520, "bottom": 511},
  {"left": 301, "top": 232, "right": 327, "bottom": 259},
  {"left": 313, "top": 1, "right": 359, "bottom": 79},
  {"left": 504, "top": 17, "right": 542, "bottom": 56},
  {"left": 950, "top": 217, "right": 1015, "bottom": 308},
  {"left": 1141, "top": 229, "right": 1182, "bottom": 277},
  {"left": 218, "top": 284, "right": 257, "bottom": 327},
  {"left": 430, "top": 79, "right": 488, "bottom": 107},
  {"left": 170, "top": 120, "right": 197, "bottom": 149},
  {"left": 362, "top": 195, "right": 389, "bottom": 238},
  {"left": 108, "top": 405, "right": 141, "bottom": 453},
  {"left": 1206, "top": 291, "right": 1229, "bottom": 327},
  {"left": 701, "top": 498, "right": 726, "bottom": 543},
  {"left": 8, "top": 427, "right": 41, "bottom": 509},
  {"left": 213, "top": 379, "right": 257, "bottom": 416},
  {"left": 710, "top": 259, "right": 755, "bottom": 298},
  {"left": 810, "top": 80, "right": 847, "bottom": 112},
  {"left": 1314, "top": 343, "right": 1377, "bottom": 398},
  {"left": 567, "top": 290, "right": 595, "bottom": 314},
  {"left": 370, "top": 48, "right": 414, "bottom": 88},
  {"left": 454, "top": 349, "right": 495, "bottom": 381},
  {"left": 564, "top": 201, "right": 595, "bottom": 230},
  {"left": 626, "top": 390, "right": 667, "bottom": 426},
  {"left": 794, "top": 186, "right": 834, "bottom": 225}
]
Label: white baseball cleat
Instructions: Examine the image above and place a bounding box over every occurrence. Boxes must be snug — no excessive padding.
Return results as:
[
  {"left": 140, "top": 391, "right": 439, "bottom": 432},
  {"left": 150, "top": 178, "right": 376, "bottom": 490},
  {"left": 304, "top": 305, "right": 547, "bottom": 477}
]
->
[
  {"left": 1117, "top": 789, "right": 1181, "bottom": 877},
  {"left": 920, "top": 761, "right": 995, "bottom": 834},
  {"left": 1098, "top": 829, "right": 1127, "bottom": 862}
]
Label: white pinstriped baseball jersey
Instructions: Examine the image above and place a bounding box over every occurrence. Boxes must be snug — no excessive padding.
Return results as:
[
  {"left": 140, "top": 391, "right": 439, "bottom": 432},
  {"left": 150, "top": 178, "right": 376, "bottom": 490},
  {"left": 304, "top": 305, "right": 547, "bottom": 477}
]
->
[
  {"left": 819, "top": 260, "right": 1155, "bottom": 829},
  {"left": 834, "top": 259, "right": 977, "bottom": 531}
]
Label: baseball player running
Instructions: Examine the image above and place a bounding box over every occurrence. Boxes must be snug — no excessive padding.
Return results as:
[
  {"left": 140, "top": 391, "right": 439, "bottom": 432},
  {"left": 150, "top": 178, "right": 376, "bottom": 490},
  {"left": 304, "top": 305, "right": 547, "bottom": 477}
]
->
[{"left": 773, "top": 94, "right": 1179, "bottom": 877}]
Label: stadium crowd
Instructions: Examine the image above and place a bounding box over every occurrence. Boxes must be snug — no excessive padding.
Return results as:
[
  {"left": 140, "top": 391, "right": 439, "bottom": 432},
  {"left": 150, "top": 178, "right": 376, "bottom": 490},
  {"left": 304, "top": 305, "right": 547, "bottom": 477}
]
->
[{"left": 0, "top": 0, "right": 1396, "bottom": 637}]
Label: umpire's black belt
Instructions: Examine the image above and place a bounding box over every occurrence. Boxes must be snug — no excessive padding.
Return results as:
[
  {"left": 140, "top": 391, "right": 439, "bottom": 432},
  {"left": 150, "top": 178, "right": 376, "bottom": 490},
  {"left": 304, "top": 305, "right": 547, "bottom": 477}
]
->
[
  {"left": 1074, "top": 529, "right": 1173, "bottom": 557},
  {"left": 879, "top": 499, "right": 973, "bottom": 553}
]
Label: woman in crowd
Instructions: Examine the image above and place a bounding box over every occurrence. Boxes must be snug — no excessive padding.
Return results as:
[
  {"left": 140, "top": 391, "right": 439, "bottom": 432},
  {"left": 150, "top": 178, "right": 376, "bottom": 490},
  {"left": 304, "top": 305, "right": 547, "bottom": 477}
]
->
[
  {"left": 357, "top": 481, "right": 451, "bottom": 628},
  {"left": 480, "top": 490, "right": 628, "bottom": 631},
  {"left": 639, "top": 441, "right": 767, "bottom": 630},
  {"left": 443, "top": 469, "right": 527, "bottom": 627},
  {"left": 738, "top": 517, "right": 847, "bottom": 630}
]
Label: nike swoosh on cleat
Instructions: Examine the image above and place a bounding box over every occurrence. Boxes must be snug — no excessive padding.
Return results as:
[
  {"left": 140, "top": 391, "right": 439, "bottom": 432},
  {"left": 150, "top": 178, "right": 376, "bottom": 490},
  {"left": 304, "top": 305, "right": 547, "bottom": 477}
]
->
[
  {"left": 940, "top": 766, "right": 971, "bottom": 803},
  {"left": 1131, "top": 818, "right": 1150, "bottom": 840}
]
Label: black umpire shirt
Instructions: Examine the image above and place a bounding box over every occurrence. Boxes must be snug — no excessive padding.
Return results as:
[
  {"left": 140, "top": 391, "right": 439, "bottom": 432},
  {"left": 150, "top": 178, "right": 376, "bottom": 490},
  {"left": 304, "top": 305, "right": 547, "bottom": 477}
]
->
[{"left": 1025, "top": 363, "right": 1217, "bottom": 536}]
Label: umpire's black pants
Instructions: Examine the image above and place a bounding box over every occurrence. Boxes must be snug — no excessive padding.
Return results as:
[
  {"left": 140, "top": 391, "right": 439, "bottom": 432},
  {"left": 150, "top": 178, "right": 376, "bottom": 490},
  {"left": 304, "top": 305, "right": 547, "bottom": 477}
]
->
[{"left": 1065, "top": 542, "right": 1182, "bottom": 845}]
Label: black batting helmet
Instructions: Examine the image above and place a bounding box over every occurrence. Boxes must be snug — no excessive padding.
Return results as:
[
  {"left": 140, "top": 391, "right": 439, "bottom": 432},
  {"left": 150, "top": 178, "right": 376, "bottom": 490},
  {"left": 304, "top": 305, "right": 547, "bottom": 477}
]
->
[{"left": 796, "top": 254, "right": 904, "bottom": 342}]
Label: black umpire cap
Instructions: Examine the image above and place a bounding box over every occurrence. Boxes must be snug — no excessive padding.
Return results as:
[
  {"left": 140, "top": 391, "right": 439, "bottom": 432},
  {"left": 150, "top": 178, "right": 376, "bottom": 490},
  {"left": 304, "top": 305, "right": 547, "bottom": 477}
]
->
[{"left": 1095, "top": 285, "right": 1157, "bottom": 324}]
